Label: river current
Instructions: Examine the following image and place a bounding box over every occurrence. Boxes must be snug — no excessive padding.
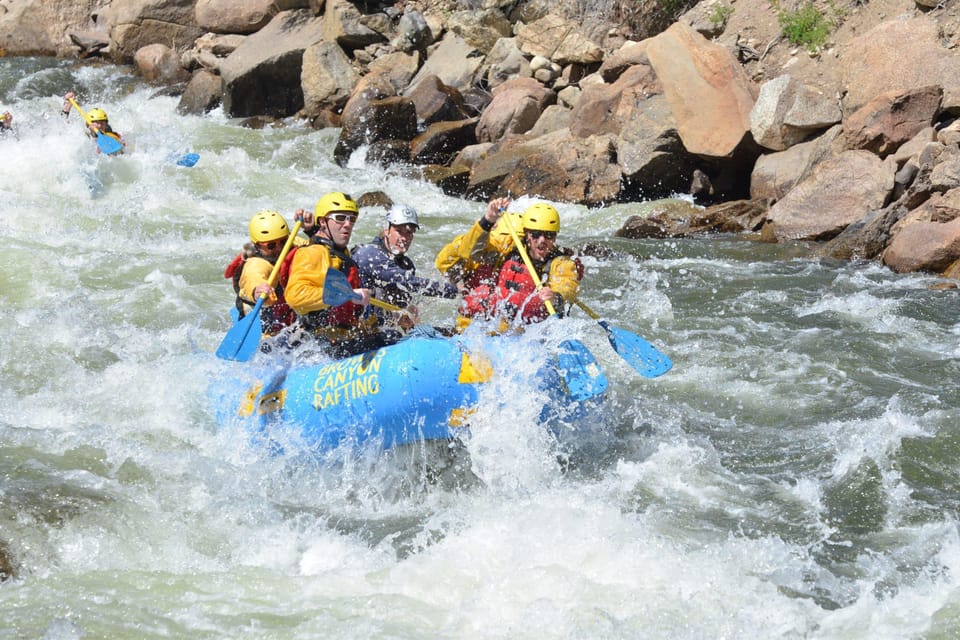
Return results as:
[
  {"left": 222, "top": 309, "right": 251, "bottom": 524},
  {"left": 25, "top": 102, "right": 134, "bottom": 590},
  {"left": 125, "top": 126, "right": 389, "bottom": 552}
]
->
[{"left": 3, "top": 58, "right": 960, "bottom": 639}]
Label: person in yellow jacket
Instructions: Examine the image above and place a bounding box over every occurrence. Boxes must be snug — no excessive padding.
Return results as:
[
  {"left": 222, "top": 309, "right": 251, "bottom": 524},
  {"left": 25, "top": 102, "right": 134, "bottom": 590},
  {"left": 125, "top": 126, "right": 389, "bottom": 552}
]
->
[
  {"left": 223, "top": 210, "right": 307, "bottom": 336},
  {"left": 283, "top": 191, "right": 399, "bottom": 358},
  {"left": 493, "top": 203, "right": 582, "bottom": 329},
  {"left": 61, "top": 91, "right": 125, "bottom": 153},
  {"left": 435, "top": 196, "right": 515, "bottom": 332},
  {"left": 436, "top": 198, "right": 581, "bottom": 332}
]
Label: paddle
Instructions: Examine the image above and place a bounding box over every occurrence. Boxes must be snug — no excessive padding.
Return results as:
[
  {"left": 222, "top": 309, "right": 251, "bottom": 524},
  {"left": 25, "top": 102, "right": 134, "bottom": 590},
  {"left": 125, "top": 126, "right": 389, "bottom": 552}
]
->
[
  {"left": 321, "top": 268, "right": 404, "bottom": 312},
  {"left": 500, "top": 211, "right": 557, "bottom": 316},
  {"left": 215, "top": 221, "right": 302, "bottom": 361},
  {"left": 499, "top": 213, "right": 615, "bottom": 395},
  {"left": 176, "top": 153, "right": 200, "bottom": 167},
  {"left": 67, "top": 98, "right": 124, "bottom": 156},
  {"left": 572, "top": 299, "right": 672, "bottom": 378},
  {"left": 500, "top": 212, "right": 671, "bottom": 378}
]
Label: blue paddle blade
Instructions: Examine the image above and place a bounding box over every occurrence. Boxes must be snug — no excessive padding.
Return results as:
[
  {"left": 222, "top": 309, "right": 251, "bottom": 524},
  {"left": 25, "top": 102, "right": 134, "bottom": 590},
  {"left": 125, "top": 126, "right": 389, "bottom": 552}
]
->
[
  {"left": 215, "top": 297, "right": 266, "bottom": 361},
  {"left": 176, "top": 153, "right": 199, "bottom": 167},
  {"left": 96, "top": 132, "right": 123, "bottom": 155},
  {"left": 321, "top": 269, "right": 362, "bottom": 306},
  {"left": 600, "top": 320, "right": 672, "bottom": 378},
  {"left": 557, "top": 339, "right": 609, "bottom": 401}
]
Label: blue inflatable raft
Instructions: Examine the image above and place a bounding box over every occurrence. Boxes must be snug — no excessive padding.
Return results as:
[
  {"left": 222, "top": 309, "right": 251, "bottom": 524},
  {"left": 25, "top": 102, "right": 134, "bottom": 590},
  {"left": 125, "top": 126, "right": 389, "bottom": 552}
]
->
[{"left": 209, "top": 332, "right": 608, "bottom": 453}]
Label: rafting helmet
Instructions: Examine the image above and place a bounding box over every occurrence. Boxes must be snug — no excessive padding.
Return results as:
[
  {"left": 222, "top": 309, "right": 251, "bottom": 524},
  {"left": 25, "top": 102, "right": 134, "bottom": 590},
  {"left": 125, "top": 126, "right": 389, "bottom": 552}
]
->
[
  {"left": 248, "top": 210, "right": 290, "bottom": 243},
  {"left": 522, "top": 203, "right": 560, "bottom": 233},
  {"left": 88, "top": 108, "right": 109, "bottom": 122},
  {"left": 492, "top": 212, "right": 523, "bottom": 237},
  {"left": 385, "top": 203, "right": 419, "bottom": 229},
  {"left": 314, "top": 191, "right": 359, "bottom": 218}
]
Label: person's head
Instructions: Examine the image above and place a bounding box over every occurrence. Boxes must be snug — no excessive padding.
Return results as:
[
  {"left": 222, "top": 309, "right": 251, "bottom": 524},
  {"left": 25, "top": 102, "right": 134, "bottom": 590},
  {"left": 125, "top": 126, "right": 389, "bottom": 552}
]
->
[
  {"left": 87, "top": 108, "right": 109, "bottom": 131},
  {"left": 383, "top": 204, "right": 419, "bottom": 255},
  {"left": 521, "top": 203, "right": 560, "bottom": 261},
  {"left": 248, "top": 210, "right": 290, "bottom": 258},
  {"left": 314, "top": 191, "right": 359, "bottom": 248},
  {"left": 1, "top": 111, "right": 11, "bottom": 128},
  {"left": 492, "top": 211, "right": 524, "bottom": 240}
]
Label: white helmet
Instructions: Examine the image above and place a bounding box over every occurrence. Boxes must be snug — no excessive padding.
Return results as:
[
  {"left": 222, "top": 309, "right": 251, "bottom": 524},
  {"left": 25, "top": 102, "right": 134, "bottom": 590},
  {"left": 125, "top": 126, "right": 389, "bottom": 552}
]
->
[{"left": 385, "top": 203, "right": 419, "bottom": 229}]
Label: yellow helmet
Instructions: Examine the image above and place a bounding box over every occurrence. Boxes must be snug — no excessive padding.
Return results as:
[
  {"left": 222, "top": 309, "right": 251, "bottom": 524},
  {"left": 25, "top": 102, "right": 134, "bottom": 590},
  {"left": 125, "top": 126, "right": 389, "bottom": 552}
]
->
[
  {"left": 314, "top": 191, "right": 359, "bottom": 218},
  {"left": 522, "top": 203, "right": 560, "bottom": 233},
  {"left": 493, "top": 212, "right": 523, "bottom": 237},
  {"left": 248, "top": 210, "right": 289, "bottom": 243},
  {"left": 88, "top": 108, "right": 109, "bottom": 122}
]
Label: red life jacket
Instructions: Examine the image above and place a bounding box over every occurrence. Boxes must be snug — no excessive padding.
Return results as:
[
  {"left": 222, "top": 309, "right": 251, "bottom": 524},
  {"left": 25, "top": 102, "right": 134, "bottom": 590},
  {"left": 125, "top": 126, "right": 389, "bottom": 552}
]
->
[
  {"left": 496, "top": 249, "right": 583, "bottom": 323},
  {"left": 459, "top": 262, "right": 499, "bottom": 319},
  {"left": 224, "top": 249, "right": 295, "bottom": 334},
  {"left": 497, "top": 256, "right": 551, "bottom": 323},
  {"left": 279, "top": 240, "right": 364, "bottom": 329}
]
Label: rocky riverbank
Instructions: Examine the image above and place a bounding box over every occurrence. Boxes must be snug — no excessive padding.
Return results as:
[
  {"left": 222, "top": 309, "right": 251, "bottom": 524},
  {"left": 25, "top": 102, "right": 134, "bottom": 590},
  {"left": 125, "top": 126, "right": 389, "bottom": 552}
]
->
[{"left": 2, "top": 0, "right": 960, "bottom": 280}]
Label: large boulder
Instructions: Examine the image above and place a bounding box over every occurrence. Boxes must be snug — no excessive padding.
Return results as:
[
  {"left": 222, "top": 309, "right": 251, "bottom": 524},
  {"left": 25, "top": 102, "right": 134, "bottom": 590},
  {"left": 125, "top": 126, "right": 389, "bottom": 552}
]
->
[
  {"left": 475, "top": 77, "right": 555, "bottom": 143},
  {"left": 410, "top": 118, "right": 479, "bottom": 165},
  {"left": 321, "top": 0, "right": 384, "bottom": 51},
  {"left": 177, "top": 69, "right": 223, "bottom": 115},
  {"left": 750, "top": 125, "right": 843, "bottom": 202},
  {"left": 334, "top": 96, "right": 418, "bottom": 166},
  {"left": 763, "top": 150, "right": 895, "bottom": 242},
  {"left": 841, "top": 85, "right": 943, "bottom": 157},
  {"left": 0, "top": 0, "right": 99, "bottom": 56},
  {"left": 407, "top": 32, "right": 486, "bottom": 94},
  {"left": 195, "top": 0, "right": 309, "bottom": 34},
  {"left": 882, "top": 189, "right": 960, "bottom": 273},
  {"left": 134, "top": 43, "right": 190, "bottom": 83},
  {"left": 107, "top": 0, "right": 203, "bottom": 64},
  {"left": 300, "top": 41, "right": 359, "bottom": 116},
  {"left": 446, "top": 9, "right": 512, "bottom": 54},
  {"left": 646, "top": 21, "right": 757, "bottom": 158},
  {"left": 514, "top": 14, "right": 604, "bottom": 66},
  {"left": 180, "top": 32, "right": 246, "bottom": 73},
  {"left": 404, "top": 74, "right": 472, "bottom": 126},
  {"left": 839, "top": 15, "right": 960, "bottom": 113},
  {"left": 219, "top": 9, "right": 325, "bottom": 118},
  {"left": 466, "top": 129, "right": 622, "bottom": 205},
  {"left": 750, "top": 74, "right": 841, "bottom": 152}
]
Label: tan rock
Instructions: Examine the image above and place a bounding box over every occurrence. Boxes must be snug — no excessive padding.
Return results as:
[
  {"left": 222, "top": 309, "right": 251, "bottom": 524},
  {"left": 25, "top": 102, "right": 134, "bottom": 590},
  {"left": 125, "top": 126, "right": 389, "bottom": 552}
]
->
[
  {"left": 515, "top": 14, "right": 604, "bottom": 65},
  {"left": 883, "top": 190, "right": 960, "bottom": 273},
  {"left": 646, "top": 21, "right": 757, "bottom": 158},
  {"left": 839, "top": 15, "right": 960, "bottom": 113},
  {"left": 765, "top": 150, "right": 894, "bottom": 241}
]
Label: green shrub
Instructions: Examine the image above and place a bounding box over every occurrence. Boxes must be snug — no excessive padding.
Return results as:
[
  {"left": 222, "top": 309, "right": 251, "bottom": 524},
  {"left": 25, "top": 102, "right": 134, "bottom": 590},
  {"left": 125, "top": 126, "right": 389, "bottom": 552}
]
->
[
  {"left": 778, "top": 2, "right": 831, "bottom": 51},
  {"left": 709, "top": 4, "right": 734, "bottom": 25}
]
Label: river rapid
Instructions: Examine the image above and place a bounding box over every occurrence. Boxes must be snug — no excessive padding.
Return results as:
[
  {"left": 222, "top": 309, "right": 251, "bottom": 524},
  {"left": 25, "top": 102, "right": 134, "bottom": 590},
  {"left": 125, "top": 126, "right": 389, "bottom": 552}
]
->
[{"left": 3, "top": 58, "right": 960, "bottom": 640}]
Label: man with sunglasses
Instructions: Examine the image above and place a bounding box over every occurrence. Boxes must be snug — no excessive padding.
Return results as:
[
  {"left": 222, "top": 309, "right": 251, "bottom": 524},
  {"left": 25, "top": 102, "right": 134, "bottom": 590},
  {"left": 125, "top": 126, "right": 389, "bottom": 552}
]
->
[
  {"left": 437, "top": 198, "right": 582, "bottom": 331},
  {"left": 224, "top": 210, "right": 305, "bottom": 337},
  {"left": 494, "top": 203, "right": 582, "bottom": 327},
  {"left": 352, "top": 203, "right": 458, "bottom": 330},
  {"left": 285, "top": 191, "right": 399, "bottom": 358}
]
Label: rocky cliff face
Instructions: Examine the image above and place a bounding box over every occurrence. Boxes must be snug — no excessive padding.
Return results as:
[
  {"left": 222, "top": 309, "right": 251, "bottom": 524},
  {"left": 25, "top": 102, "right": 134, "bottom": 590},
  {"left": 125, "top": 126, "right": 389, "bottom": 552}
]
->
[{"left": 3, "top": 0, "right": 960, "bottom": 279}]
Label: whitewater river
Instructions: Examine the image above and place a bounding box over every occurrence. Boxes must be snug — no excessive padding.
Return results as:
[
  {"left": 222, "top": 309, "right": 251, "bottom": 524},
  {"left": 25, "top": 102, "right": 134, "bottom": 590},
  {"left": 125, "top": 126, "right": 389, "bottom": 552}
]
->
[{"left": 3, "top": 58, "right": 960, "bottom": 639}]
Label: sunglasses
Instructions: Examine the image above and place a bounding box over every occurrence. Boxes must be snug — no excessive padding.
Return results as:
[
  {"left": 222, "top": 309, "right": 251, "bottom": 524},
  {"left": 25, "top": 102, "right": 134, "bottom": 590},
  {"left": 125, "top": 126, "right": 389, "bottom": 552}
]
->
[
  {"left": 328, "top": 213, "right": 358, "bottom": 224},
  {"left": 527, "top": 230, "right": 557, "bottom": 240},
  {"left": 261, "top": 239, "right": 285, "bottom": 250}
]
